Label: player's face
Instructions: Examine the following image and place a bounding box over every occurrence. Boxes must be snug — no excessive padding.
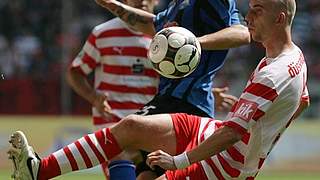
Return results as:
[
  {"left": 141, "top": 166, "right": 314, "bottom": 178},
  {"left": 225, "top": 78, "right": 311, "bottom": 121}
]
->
[
  {"left": 245, "top": 0, "right": 277, "bottom": 42},
  {"left": 125, "top": 0, "right": 157, "bottom": 13}
]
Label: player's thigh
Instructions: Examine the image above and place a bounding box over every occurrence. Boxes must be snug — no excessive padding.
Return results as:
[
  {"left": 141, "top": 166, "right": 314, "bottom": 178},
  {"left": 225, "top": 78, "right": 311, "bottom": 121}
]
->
[{"left": 111, "top": 114, "right": 176, "bottom": 155}]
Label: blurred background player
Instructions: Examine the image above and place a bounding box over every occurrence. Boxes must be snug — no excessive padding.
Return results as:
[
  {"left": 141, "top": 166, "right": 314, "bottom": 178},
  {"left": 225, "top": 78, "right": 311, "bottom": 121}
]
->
[
  {"left": 66, "top": 0, "right": 159, "bottom": 178},
  {"left": 94, "top": 0, "right": 250, "bottom": 178},
  {"left": 7, "top": 0, "right": 310, "bottom": 179}
]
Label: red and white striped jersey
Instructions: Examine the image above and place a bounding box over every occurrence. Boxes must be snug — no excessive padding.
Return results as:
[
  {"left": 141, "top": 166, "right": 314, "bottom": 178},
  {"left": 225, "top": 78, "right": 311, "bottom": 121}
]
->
[
  {"left": 199, "top": 45, "right": 309, "bottom": 179},
  {"left": 71, "top": 18, "right": 159, "bottom": 126}
]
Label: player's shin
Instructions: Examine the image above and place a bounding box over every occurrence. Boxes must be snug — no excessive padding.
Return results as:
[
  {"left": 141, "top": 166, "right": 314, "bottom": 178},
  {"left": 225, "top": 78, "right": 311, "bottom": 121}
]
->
[{"left": 39, "top": 128, "right": 122, "bottom": 179}]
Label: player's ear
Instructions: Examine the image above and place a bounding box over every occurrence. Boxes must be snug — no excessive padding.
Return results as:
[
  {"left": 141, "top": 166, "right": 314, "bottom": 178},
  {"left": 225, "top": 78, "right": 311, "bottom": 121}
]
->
[{"left": 276, "top": 12, "right": 286, "bottom": 25}]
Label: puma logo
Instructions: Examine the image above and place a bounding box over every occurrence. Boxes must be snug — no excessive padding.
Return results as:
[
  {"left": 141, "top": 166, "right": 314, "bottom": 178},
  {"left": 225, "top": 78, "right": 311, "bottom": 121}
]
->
[{"left": 113, "top": 47, "right": 123, "bottom": 55}]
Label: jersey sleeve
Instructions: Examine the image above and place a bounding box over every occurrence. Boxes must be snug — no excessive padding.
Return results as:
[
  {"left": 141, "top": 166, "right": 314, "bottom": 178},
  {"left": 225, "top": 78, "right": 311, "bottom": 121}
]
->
[
  {"left": 70, "top": 32, "right": 101, "bottom": 75},
  {"left": 229, "top": 0, "right": 241, "bottom": 25},
  {"left": 153, "top": 9, "right": 168, "bottom": 32},
  {"left": 224, "top": 71, "right": 278, "bottom": 135}
]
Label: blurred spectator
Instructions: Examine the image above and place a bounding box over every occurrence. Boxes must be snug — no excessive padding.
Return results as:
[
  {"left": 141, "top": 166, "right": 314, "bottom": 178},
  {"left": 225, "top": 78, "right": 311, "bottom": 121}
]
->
[
  {"left": 12, "top": 31, "right": 43, "bottom": 76},
  {"left": 0, "top": 35, "right": 16, "bottom": 78}
]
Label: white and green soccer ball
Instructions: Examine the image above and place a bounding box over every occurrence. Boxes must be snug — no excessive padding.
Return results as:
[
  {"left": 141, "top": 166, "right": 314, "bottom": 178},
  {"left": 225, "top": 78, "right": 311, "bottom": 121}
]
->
[{"left": 148, "top": 26, "right": 201, "bottom": 79}]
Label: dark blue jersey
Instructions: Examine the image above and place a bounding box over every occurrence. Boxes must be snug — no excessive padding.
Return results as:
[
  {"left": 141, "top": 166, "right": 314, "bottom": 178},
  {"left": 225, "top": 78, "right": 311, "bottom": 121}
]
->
[{"left": 153, "top": 0, "right": 242, "bottom": 117}]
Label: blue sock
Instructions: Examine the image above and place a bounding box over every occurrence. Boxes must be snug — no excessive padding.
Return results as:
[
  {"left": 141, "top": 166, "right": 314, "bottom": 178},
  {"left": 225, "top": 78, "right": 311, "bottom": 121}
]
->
[{"left": 109, "top": 160, "right": 136, "bottom": 180}]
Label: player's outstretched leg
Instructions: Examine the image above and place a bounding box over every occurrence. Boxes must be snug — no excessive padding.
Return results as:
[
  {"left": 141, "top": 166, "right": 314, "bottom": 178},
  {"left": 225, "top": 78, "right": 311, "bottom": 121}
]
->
[
  {"left": 8, "top": 131, "right": 40, "bottom": 180},
  {"left": 8, "top": 128, "right": 122, "bottom": 180},
  {"left": 7, "top": 114, "right": 176, "bottom": 180}
]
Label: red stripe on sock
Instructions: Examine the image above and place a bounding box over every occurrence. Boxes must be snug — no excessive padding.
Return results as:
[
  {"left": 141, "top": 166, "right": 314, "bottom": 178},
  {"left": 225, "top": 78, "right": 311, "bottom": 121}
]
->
[
  {"left": 63, "top": 147, "right": 79, "bottom": 171},
  {"left": 84, "top": 135, "right": 106, "bottom": 164},
  {"left": 38, "top": 154, "right": 61, "bottom": 180},
  {"left": 75, "top": 141, "right": 93, "bottom": 168},
  {"left": 95, "top": 128, "right": 122, "bottom": 160}
]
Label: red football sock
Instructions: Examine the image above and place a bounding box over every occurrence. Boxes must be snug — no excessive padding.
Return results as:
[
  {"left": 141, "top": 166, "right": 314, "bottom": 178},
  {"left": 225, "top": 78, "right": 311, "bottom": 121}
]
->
[
  {"left": 38, "top": 154, "right": 61, "bottom": 180},
  {"left": 37, "top": 128, "right": 122, "bottom": 179}
]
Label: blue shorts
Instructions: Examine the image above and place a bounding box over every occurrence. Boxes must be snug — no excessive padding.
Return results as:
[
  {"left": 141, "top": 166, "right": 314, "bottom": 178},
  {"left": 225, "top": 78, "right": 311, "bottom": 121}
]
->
[{"left": 135, "top": 95, "right": 210, "bottom": 117}]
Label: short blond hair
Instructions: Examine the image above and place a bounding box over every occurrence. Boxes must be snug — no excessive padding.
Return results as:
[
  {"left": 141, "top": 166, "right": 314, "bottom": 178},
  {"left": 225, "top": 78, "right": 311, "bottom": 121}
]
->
[{"left": 278, "top": 0, "right": 296, "bottom": 25}]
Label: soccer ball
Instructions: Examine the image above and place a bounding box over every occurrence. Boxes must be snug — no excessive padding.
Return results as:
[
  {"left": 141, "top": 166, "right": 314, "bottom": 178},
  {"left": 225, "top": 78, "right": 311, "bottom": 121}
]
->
[{"left": 148, "top": 26, "right": 201, "bottom": 79}]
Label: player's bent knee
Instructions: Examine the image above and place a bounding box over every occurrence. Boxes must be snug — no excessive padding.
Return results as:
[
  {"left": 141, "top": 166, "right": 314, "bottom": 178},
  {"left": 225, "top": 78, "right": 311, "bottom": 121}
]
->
[
  {"left": 114, "top": 115, "right": 146, "bottom": 137},
  {"left": 123, "top": 114, "right": 141, "bottom": 122},
  {"left": 121, "top": 115, "right": 145, "bottom": 129}
]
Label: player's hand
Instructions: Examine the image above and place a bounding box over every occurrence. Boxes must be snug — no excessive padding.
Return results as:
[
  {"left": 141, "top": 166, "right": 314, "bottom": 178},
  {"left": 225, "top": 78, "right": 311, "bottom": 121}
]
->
[
  {"left": 92, "top": 92, "right": 113, "bottom": 116},
  {"left": 146, "top": 150, "right": 177, "bottom": 170},
  {"left": 213, "top": 87, "right": 238, "bottom": 112}
]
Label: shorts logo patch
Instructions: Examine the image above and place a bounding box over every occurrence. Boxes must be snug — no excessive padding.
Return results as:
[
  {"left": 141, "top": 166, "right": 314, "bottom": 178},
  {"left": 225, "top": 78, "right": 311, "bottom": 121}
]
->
[
  {"left": 233, "top": 99, "right": 258, "bottom": 122},
  {"left": 135, "top": 105, "right": 156, "bottom": 116}
]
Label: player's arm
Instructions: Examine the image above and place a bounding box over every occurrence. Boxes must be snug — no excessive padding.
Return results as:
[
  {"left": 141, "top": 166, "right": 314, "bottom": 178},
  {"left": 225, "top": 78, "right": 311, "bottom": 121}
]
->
[
  {"left": 66, "top": 68, "right": 96, "bottom": 105},
  {"left": 95, "top": 0, "right": 156, "bottom": 36},
  {"left": 147, "top": 125, "right": 242, "bottom": 170},
  {"left": 198, "top": 1, "right": 251, "bottom": 50},
  {"left": 187, "top": 125, "right": 242, "bottom": 164},
  {"left": 197, "top": 24, "right": 250, "bottom": 50},
  {"left": 66, "top": 68, "right": 112, "bottom": 114}
]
